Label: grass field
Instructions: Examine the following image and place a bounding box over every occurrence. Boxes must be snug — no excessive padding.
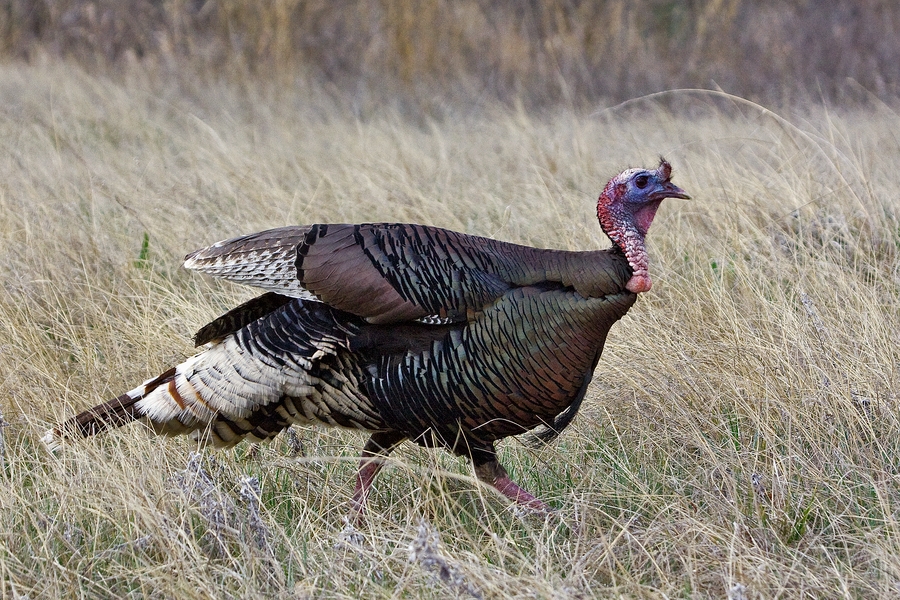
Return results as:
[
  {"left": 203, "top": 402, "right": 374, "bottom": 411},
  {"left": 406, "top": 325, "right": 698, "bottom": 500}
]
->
[{"left": 1, "top": 62, "right": 899, "bottom": 598}]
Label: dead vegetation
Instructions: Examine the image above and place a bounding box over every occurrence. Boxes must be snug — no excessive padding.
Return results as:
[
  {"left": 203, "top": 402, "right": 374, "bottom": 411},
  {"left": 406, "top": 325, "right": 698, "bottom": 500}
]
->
[
  {"left": 0, "top": 60, "right": 898, "bottom": 598},
  {"left": 3, "top": 0, "right": 899, "bottom": 107}
]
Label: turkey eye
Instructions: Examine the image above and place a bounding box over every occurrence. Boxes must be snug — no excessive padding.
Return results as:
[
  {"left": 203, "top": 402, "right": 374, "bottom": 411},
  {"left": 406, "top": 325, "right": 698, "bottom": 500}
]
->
[{"left": 635, "top": 175, "right": 649, "bottom": 189}]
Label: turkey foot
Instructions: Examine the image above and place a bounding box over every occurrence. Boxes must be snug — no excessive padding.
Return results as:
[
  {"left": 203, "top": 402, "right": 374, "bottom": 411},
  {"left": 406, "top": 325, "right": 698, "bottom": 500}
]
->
[{"left": 475, "top": 459, "right": 551, "bottom": 513}]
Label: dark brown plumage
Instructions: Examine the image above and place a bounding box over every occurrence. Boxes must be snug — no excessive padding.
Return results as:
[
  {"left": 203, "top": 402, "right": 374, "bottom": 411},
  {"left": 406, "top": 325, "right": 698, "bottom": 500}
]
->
[{"left": 44, "top": 159, "right": 689, "bottom": 516}]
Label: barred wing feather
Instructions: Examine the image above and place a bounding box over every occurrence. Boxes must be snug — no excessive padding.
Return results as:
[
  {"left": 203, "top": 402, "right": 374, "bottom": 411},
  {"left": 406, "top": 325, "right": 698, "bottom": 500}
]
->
[
  {"left": 183, "top": 226, "right": 317, "bottom": 300},
  {"left": 184, "top": 223, "right": 626, "bottom": 326}
]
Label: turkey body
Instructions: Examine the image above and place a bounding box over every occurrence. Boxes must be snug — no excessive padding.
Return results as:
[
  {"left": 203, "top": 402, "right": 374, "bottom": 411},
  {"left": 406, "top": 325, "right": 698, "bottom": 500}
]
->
[{"left": 175, "top": 223, "right": 635, "bottom": 458}]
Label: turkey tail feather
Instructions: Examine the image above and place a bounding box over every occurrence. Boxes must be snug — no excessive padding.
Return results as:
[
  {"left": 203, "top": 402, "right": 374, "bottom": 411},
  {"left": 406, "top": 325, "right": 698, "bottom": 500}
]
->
[{"left": 41, "top": 367, "right": 177, "bottom": 451}]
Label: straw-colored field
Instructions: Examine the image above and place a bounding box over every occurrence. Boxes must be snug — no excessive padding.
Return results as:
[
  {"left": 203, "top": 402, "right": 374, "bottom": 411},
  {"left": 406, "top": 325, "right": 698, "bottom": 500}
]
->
[{"left": 1, "top": 63, "right": 899, "bottom": 598}]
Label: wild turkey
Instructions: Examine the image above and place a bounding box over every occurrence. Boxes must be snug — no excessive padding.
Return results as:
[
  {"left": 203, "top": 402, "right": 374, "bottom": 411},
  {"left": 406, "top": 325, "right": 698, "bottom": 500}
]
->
[{"left": 43, "top": 159, "right": 689, "bottom": 516}]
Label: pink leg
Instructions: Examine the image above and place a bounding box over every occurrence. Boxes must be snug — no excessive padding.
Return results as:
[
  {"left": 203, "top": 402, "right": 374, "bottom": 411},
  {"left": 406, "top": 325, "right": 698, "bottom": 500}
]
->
[
  {"left": 350, "top": 455, "right": 385, "bottom": 517},
  {"left": 474, "top": 459, "right": 550, "bottom": 513},
  {"left": 349, "top": 431, "right": 405, "bottom": 522}
]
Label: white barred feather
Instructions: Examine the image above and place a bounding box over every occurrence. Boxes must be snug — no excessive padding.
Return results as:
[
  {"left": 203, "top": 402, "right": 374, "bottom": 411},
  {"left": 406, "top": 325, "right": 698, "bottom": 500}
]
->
[
  {"left": 183, "top": 226, "right": 319, "bottom": 301},
  {"left": 134, "top": 337, "right": 317, "bottom": 444}
]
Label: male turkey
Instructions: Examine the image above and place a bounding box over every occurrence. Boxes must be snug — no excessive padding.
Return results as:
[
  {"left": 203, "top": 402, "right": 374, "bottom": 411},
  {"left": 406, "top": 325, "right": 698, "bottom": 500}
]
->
[{"left": 44, "top": 159, "right": 689, "bottom": 516}]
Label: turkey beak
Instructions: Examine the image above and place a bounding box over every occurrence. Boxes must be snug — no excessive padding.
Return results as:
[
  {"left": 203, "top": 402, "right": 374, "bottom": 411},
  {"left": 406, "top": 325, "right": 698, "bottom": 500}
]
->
[{"left": 655, "top": 181, "right": 690, "bottom": 201}]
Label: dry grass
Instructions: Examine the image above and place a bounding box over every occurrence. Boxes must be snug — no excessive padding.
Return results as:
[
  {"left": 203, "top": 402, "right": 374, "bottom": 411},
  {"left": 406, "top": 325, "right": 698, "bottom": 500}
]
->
[
  {"left": 5, "top": 0, "right": 900, "bottom": 106},
  {"left": 0, "top": 61, "right": 899, "bottom": 598}
]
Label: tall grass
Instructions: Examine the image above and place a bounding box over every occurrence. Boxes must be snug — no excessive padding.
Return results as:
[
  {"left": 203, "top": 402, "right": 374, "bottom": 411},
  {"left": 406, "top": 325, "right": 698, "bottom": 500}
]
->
[
  {"left": 4, "top": 0, "right": 900, "bottom": 106},
  {"left": 1, "top": 62, "right": 899, "bottom": 598}
]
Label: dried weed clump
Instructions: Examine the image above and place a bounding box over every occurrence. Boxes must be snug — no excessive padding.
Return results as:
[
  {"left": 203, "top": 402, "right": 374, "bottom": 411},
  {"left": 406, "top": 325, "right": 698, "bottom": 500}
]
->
[{"left": 0, "top": 62, "right": 898, "bottom": 597}]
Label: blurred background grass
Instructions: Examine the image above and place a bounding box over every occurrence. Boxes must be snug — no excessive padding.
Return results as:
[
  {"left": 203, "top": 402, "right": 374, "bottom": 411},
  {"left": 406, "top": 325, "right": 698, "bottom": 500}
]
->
[{"left": 3, "top": 0, "right": 898, "bottom": 108}]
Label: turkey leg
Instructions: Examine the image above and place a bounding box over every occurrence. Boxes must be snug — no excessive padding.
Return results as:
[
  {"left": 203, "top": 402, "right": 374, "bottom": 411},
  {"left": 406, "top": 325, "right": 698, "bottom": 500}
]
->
[
  {"left": 349, "top": 430, "right": 406, "bottom": 520},
  {"left": 474, "top": 456, "right": 550, "bottom": 513}
]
